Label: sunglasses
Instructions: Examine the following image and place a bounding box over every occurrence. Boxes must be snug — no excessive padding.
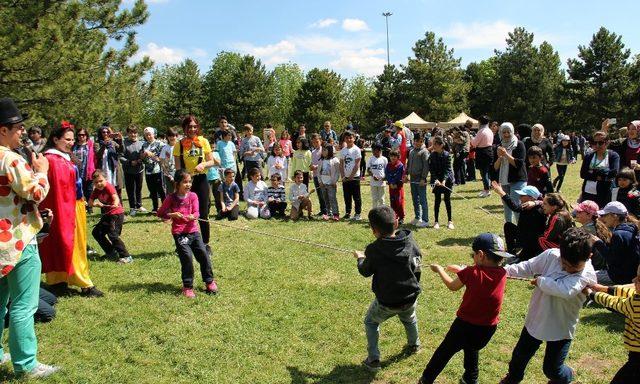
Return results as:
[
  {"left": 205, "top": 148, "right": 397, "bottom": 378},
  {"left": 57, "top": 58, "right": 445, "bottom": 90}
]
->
[{"left": 77, "top": 133, "right": 87, "bottom": 137}]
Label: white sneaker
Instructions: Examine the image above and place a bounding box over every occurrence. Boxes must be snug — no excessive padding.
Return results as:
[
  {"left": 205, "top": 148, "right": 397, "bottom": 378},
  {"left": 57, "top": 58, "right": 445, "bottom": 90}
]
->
[
  {"left": 1, "top": 353, "right": 10, "bottom": 364},
  {"left": 416, "top": 221, "right": 430, "bottom": 228},
  {"left": 433, "top": 222, "right": 440, "bottom": 229},
  {"left": 352, "top": 214, "right": 361, "bottom": 221},
  {"left": 410, "top": 218, "right": 421, "bottom": 225},
  {"left": 447, "top": 221, "right": 455, "bottom": 230},
  {"left": 27, "top": 363, "right": 60, "bottom": 378},
  {"left": 137, "top": 206, "right": 148, "bottom": 213},
  {"left": 478, "top": 191, "right": 487, "bottom": 197}
]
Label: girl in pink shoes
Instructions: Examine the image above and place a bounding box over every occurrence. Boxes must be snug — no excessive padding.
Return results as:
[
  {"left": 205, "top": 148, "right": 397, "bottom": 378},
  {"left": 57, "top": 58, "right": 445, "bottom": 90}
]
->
[{"left": 157, "top": 169, "right": 218, "bottom": 298}]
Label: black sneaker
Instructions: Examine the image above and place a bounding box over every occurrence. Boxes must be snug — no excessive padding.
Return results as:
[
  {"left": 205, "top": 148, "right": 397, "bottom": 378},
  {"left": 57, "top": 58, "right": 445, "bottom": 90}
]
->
[
  {"left": 362, "top": 358, "right": 381, "bottom": 372},
  {"left": 403, "top": 344, "right": 421, "bottom": 355},
  {"left": 342, "top": 214, "right": 351, "bottom": 220},
  {"left": 80, "top": 286, "right": 104, "bottom": 298}
]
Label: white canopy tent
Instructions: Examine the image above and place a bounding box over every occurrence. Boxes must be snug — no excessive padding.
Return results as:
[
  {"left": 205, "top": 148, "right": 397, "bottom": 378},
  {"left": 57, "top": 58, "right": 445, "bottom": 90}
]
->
[
  {"left": 399, "top": 112, "right": 437, "bottom": 130},
  {"left": 438, "top": 112, "right": 479, "bottom": 129}
]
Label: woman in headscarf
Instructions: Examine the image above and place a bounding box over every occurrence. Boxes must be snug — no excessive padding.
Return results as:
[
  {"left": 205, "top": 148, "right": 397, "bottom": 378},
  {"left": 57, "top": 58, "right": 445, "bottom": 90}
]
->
[
  {"left": 580, "top": 130, "right": 620, "bottom": 208},
  {"left": 40, "top": 126, "right": 103, "bottom": 297},
  {"left": 608, "top": 120, "right": 640, "bottom": 179},
  {"left": 523, "top": 123, "right": 554, "bottom": 168},
  {"left": 141, "top": 126, "right": 166, "bottom": 213},
  {"left": 493, "top": 122, "right": 527, "bottom": 224}
]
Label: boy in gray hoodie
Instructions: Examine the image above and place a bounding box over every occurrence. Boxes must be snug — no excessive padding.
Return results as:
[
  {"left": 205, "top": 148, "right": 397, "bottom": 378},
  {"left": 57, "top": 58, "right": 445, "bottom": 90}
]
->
[{"left": 405, "top": 132, "right": 430, "bottom": 227}]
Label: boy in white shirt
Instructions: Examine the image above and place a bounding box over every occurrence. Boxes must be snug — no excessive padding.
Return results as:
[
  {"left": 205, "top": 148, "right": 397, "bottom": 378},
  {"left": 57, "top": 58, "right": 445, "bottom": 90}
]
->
[
  {"left": 289, "top": 170, "right": 312, "bottom": 221},
  {"left": 340, "top": 130, "right": 362, "bottom": 220},
  {"left": 367, "top": 143, "right": 388, "bottom": 208},
  {"left": 499, "top": 228, "right": 596, "bottom": 384}
]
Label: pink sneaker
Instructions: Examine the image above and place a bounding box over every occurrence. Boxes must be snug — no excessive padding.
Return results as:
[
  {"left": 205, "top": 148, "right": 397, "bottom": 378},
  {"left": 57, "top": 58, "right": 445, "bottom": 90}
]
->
[
  {"left": 332, "top": 215, "right": 340, "bottom": 221},
  {"left": 182, "top": 287, "right": 196, "bottom": 298},
  {"left": 205, "top": 280, "right": 218, "bottom": 295},
  {"left": 322, "top": 214, "right": 329, "bottom": 221}
]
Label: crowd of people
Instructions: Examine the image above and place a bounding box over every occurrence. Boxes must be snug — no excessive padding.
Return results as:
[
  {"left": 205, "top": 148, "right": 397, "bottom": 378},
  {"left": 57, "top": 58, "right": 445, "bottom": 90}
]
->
[{"left": 0, "top": 94, "right": 639, "bottom": 382}]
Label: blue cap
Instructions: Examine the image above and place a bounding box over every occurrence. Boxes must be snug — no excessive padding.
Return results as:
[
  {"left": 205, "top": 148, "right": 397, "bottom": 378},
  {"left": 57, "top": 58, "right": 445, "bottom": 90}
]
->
[
  {"left": 515, "top": 185, "right": 541, "bottom": 199},
  {"left": 472, "top": 233, "right": 515, "bottom": 259}
]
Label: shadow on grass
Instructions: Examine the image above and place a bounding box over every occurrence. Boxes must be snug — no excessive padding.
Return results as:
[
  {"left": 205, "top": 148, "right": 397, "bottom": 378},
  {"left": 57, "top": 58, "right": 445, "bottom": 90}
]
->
[
  {"left": 436, "top": 236, "right": 477, "bottom": 246},
  {"left": 581, "top": 310, "right": 626, "bottom": 333},
  {"left": 111, "top": 282, "right": 178, "bottom": 295},
  {"left": 287, "top": 350, "right": 411, "bottom": 384},
  {"left": 0, "top": 368, "right": 16, "bottom": 382}
]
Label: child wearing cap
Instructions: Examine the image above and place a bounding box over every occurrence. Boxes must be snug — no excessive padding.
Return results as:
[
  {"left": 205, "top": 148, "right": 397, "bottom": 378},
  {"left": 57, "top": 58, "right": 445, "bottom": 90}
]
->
[
  {"left": 417, "top": 233, "right": 510, "bottom": 384},
  {"left": 572, "top": 200, "right": 610, "bottom": 270},
  {"left": 499, "top": 228, "right": 596, "bottom": 384},
  {"left": 354, "top": 205, "right": 422, "bottom": 372},
  {"left": 366, "top": 143, "right": 388, "bottom": 208},
  {"left": 612, "top": 167, "right": 640, "bottom": 218},
  {"left": 584, "top": 264, "right": 640, "bottom": 383},
  {"left": 526, "top": 146, "right": 553, "bottom": 196},
  {"left": 491, "top": 181, "right": 546, "bottom": 261},
  {"left": 592, "top": 201, "right": 640, "bottom": 285}
]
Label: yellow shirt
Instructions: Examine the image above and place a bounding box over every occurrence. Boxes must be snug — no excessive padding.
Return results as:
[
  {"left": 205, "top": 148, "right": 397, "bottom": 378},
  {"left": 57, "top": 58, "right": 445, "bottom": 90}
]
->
[{"left": 173, "top": 136, "right": 212, "bottom": 175}]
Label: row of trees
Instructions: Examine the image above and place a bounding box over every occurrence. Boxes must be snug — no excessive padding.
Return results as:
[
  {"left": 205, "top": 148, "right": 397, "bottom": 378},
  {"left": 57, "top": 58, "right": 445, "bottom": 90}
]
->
[{"left": 1, "top": 1, "right": 639, "bottom": 136}]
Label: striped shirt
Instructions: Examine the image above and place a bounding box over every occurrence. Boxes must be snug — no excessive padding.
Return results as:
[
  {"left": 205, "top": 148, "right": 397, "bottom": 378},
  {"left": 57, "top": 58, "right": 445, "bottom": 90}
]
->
[
  {"left": 594, "top": 286, "right": 640, "bottom": 352},
  {"left": 267, "top": 186, "right": 286, "bottom": 202}
]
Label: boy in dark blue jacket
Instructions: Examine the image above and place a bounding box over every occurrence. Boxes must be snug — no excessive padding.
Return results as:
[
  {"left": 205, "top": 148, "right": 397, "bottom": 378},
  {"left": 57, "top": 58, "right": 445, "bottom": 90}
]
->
[{"left": 355, "top": 205, "right": 423, "bottom": 371}]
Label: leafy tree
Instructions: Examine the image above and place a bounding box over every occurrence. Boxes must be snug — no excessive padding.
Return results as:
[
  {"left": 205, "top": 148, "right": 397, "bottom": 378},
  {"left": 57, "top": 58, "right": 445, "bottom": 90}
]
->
[
  {"left": 201, "top": 51, "right": 244, "bottom": 130},
  {"left": 464, "top": 58, "right": 498, "bottom": 119},
  {"left": 341, "top": 75, "right": 375, "bottom": 134},
  {"left": 403, "top": 31, "right": 468, "bottom": 121},
  {"left": 628, "top": 54, "right": 640, "bottom": 121},
  {"left": 567, "top": 27, "right": 631, "bottom": 129},
  {"left": 0, "top": 0, "right": 151, "bottom": 129},
  {"left": 290, "top": 68, "right": 345, "bottom": 132},
  {"left": 162, "top": 59, "right": 203, "bottom": 126},
  {"left": 271, "top": 63, "right": 304, "bottom": 129},
  {"left": 368, "top": 65, "right": 409, "bottom": 131}
]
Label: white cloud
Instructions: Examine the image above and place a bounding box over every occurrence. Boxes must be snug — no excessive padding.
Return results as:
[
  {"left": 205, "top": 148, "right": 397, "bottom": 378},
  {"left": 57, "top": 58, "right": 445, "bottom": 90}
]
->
[
  {"left": 232, "top": 40, "right": 297, "bottom": 65},
  {"left": 133, "top": 43, "right": 208, "bottom": 66},
  {"left": 309, "top": 18, "right": 337, "bottom": 29},
  {"left": 330, "top": 48, "right": 387, "bottom": 76},
  {"left": 441, "top": 20, "right": 515, "bottom": 49},
  {"left": 342, "top": 18, "right": 369, "bottom": 32}
]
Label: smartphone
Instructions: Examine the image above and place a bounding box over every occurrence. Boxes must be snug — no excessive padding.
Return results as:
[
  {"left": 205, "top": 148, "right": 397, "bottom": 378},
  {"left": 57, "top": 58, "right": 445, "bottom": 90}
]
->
[{"left": 608, "top": 118, "right": 617, "bottom": 126}]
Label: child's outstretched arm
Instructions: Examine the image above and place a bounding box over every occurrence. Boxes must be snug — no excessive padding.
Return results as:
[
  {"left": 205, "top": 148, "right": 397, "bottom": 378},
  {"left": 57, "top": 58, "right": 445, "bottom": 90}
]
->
[
  {"left": 504, "top": 250, "right": 549, "bottom": 278},
  {"left": 587, "top": 285, "right": 640, "bottom": 320},
  {"left": 431, "top": 264, "right": 464, "bottom": 291},
  {"left": 534, "top": 273, "right": 591, "bottom": 299},
  {"left": 354, "top": 250, "right": 374, "bottom": 277}
]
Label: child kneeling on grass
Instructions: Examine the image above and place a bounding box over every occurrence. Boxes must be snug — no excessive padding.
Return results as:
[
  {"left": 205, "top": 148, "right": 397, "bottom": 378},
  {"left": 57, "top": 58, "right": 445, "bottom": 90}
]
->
[
  {"left": 585, "top": 265, "right": 640, "bottom": 383},
  {"left": 418, "top": 233, "right": 512, "bottom": 384},
  {"left": 89, "top": 170, "right": 132, "bottom": 264},
  {"left": 157, "top": 169, "right": 218, "bottom": 298},
  {"left": 499, "top": 227, "right": 596, "bottom": 384},
  {"left": 354, "top": 205, "right": 422, "bottom": 371}
]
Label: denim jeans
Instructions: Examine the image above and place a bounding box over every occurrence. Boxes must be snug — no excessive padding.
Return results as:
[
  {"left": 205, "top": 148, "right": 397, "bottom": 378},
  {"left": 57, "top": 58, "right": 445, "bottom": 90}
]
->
[
  {"left": 0, "top": 244, "right": 41, "bottom": 373},
  {"left": 505, "top": 327, "right": 573, "bottom": 383},
  {"left": 410, "top": 182, "right": 428, "bottom": 222},
  {"left": 501, "top": 181, "right": 526, "bottom": 224},
  {"left": 364, "top": 299, "right": 419, "bottom": 361}
]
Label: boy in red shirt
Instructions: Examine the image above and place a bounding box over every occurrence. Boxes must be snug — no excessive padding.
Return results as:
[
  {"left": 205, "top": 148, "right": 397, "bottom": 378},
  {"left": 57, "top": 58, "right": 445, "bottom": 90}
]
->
[
  {"left": 418, "top": 233, "right": 513, "bottom": 384},
  {"left": 89, "top": 170, "right": 132, "bottom": 264},
  {"left": 526, "top": 146, "right": 553, "bottom": 196}
]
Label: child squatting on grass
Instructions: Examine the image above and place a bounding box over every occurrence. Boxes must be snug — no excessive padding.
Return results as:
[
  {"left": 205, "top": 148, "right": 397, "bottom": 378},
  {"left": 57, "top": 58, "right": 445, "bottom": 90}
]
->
[
  {"left": 157, "top": 169, "right": 218, "bottom": 298},
  {"left": 418, "top": 233, "right": 512, "bottom": 384},
  {"left": 354, "top": 205, "right": 422, "bottom": 371},
  {"left": 88, "top": 170, "right": 132, "bottom": 264}
]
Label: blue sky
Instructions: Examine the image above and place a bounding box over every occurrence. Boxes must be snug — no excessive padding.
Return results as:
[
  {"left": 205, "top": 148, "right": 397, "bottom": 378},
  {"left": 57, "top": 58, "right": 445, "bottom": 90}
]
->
[{"left": 130, "top": 0, "right": 640, "bottom": 77}]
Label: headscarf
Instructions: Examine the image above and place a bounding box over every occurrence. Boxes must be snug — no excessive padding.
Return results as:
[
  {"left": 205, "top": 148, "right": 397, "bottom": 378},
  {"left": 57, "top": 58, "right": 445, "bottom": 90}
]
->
[
  {"left": 628, "top": 121, "right": 640, "bottom": 149},
  {"left": 499, "top": 122, "right": 517, "bottom": 185},
  {"left": 531, "top": 123, "right": 545, "bottom": 144},
  {"left": 143, "top": 126, "right": 157, "bottom": 139}
]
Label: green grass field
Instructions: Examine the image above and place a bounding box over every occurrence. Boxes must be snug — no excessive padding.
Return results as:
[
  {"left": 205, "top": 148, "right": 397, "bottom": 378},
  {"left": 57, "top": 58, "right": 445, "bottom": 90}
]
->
[{"left": 0, "top": 163, "right": 627, "bottom": 383}]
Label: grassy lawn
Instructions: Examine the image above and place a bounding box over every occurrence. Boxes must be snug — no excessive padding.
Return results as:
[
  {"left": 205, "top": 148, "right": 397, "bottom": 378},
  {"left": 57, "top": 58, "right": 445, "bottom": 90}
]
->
[{"left": 1, "top": 162, "right": 627, "bottom": 383}]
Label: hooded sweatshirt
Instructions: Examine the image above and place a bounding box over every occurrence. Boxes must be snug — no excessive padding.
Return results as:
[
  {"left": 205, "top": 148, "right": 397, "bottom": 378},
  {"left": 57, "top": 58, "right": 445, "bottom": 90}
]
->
[
  {"left": 357, "top": 229, "right": 422, "bottom": 307},
  {"left": 593, "top": 222, "right": 640, "bottom": 284}
]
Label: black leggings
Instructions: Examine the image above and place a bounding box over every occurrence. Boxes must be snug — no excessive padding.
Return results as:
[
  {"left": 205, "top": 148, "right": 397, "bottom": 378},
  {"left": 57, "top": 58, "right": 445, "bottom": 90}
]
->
[
  {"left": 420, "top": 317, "right": 497, "bottom": 383},
  {"left": 192, "top": 174, "right": 211, "bottom": 244},
  {"left": 124, "top": 172, "right": 143, "bottom": 209},
  {"left": 433, "top": 186, "right": 452, "bottom": 222},
  {"left": 611, "top": 352, "right": 640, "bottom": 383},
  {"left": 553, "top": 164, "right": 568, "bottom": 191},
  {"left": 145, "top": 172, "right": 166, "bottom": 211}
]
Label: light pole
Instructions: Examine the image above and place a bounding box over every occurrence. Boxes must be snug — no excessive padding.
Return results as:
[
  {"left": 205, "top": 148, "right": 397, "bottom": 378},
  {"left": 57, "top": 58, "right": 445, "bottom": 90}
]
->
[{"left": 382, "top": 12, "right": 392, "bottom": 66}]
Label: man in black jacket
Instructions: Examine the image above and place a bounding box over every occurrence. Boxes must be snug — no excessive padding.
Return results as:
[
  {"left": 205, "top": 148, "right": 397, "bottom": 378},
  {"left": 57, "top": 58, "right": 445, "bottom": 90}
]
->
[
  {"left": 355, "top": 206, "right": 423, "bottom": 371},
  {"left": 491, "top": 182, "right": 546, "bottom": 261}
]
